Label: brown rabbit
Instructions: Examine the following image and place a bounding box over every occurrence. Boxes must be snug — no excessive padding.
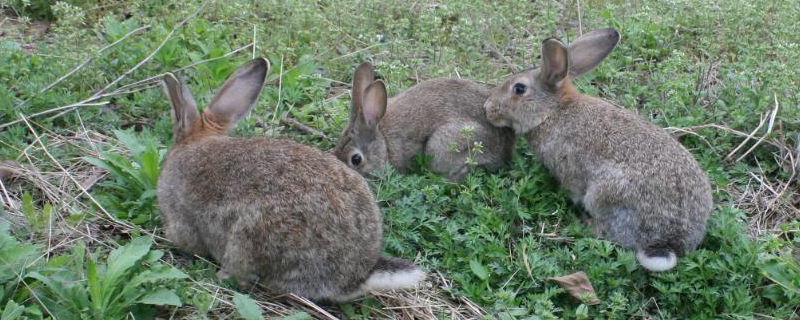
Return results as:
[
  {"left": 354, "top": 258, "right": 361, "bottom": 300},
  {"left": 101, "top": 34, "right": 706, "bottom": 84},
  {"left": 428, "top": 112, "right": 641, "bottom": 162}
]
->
[
  {"left": 484, "top": 29, "right": 713, "bottom": 271},
  {"left": 157, "top": 58, "right": 424, "bottom": 301},
  {"left": 333, "top": 62, "right": 516, "bottom": 181}
]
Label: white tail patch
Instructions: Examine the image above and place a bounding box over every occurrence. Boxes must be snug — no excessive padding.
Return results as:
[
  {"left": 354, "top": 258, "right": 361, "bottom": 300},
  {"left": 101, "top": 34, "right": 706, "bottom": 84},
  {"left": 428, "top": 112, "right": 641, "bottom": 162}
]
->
[
  {"left": 362, "top": 268, "right": 426, "bottom": 292},
  {"left": 331, "top": 268, "right": 426, "bottom": 302},
  {"left": 636, "top": 250, "right": 677, "bottom": 272}
]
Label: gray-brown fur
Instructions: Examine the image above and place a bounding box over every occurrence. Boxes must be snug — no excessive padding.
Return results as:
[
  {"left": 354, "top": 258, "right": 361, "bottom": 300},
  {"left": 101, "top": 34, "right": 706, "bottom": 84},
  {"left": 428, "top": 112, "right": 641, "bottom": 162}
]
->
[
  {"left": 157, "top": 58, "right": 423, "bottom": 301},
  {"left": 484, "top": 29, "right": 713, "bottom": 271},
  {"left": 333, "top": 62, "right": 516, "bottom": 181}
]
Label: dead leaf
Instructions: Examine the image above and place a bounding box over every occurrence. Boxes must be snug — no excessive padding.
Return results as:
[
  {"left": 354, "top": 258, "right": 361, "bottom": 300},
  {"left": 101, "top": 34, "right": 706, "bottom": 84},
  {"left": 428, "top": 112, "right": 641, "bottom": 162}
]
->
[
  {"left": 548, "top": 271, "right": 600, "bottom": 305},
  {"left": 80, "top": 167, "right": 105, "bottom": 191}
]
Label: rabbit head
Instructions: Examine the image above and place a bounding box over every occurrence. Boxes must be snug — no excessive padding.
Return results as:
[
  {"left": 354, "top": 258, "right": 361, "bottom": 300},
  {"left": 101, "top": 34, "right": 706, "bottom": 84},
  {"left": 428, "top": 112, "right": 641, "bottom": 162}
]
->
[
  {"left": 162, "top": 58, "right": 270, "bottom": 143},
  {"left": 333, "top": 62, "right": 389, "bottom": 176},
  {"left": 484, "top": 28, "right": 620, "bottom": 135}
]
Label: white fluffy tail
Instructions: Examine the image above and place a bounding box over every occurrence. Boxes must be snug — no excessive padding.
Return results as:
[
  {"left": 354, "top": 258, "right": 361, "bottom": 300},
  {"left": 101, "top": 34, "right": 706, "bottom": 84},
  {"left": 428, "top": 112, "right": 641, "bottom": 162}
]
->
[
  {"left": 636, "top": 249, "right": 677, "bottom": 272},
  {"left": 332, "top": 257, "right": 425, "bottom": 302}
]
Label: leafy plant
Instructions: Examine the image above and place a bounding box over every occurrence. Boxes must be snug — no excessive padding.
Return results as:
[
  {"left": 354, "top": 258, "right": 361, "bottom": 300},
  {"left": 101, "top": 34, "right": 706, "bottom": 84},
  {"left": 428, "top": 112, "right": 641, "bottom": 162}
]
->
[
  {"left": 232, "top": 292, "right": 263, "bottom": 320},
  {"left": 4, "top": 0, "right": 90, "bottom": 21},
  {"left": 0, "top": 222, "right": 41, "bottom": 315},
  {"left": 20, "top": 192, "right": 53, "bottom": 234},
  {"left": 29, "top": 236, "right": 188, "bottom": 320},
  {"left": 0, "top": 300, "right": 25, "bottom": 320},
  {"left": 84, "top": 129, "right": 165, "bottom": 227}
]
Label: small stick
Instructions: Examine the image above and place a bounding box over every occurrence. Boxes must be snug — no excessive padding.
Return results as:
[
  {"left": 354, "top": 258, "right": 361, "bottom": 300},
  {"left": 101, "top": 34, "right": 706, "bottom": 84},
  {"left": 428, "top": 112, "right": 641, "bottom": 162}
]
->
[
  {"left": 576, "top": 0, "right": 583, "bottom": 36},
  {"left": 281, "top": 117, "right": 329, "bottom": 140},
  {"left": 270, "top": 55, "right": 284, "bottom": 124},
  {"left": 0, "top": 101, "right": 109, "bottom": 130},
  {"left": 725, "top": 113, "right": 767, "bottom": 160},
  {"left": 736, "top": 93, "right": 780, "bottom": 162},
  {"left": 252, "top": 23, "right": 257, "bottom": 59},
  {"left": 287, "top": 294, "right": 339, "bottom": 320}
]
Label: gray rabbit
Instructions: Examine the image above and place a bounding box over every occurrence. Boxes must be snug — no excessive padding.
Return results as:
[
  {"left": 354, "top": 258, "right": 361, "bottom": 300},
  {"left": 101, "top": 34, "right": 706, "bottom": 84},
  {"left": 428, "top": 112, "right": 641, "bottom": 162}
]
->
[
  {"left": 333, "top": 62, "right": 516, "bottom": 181},
  {"left": 484, "top": 29, "right": 713, "bottom": 271},
  {"left": 157, "top": 58, "right": 424, "bottom": 301}
]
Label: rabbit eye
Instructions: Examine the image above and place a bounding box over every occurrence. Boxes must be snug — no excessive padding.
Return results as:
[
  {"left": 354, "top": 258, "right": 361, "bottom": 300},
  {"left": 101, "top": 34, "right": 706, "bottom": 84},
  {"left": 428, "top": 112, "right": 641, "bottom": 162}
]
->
[
  {"left": 513, "top": 83, "right": 527, "bottom": 95},
  {"left": 350, "top": 153, "right": 362, "bottom": 167}
]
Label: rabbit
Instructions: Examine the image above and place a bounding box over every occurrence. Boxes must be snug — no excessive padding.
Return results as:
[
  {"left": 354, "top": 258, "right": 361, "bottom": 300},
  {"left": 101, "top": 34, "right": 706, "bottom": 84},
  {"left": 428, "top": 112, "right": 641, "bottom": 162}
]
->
[
  {"left": 483, "top": 28, "right": 713, "bottom": 272},
  {"left": 157, "top": 58, "right": 424, "bottom": 301},
  {"left": 332, "top": 62, "right": 516, "bottom": 182}
]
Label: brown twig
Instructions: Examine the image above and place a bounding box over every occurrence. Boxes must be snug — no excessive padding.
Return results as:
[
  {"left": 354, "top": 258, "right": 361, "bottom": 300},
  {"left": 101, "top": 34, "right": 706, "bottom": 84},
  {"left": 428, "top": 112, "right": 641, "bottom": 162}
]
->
[
  {"left": 575, "top": 0, "right": 583, "bottom": 36},
  {"left": 281, "top": 117, "right": 329, "bottom": 140}
]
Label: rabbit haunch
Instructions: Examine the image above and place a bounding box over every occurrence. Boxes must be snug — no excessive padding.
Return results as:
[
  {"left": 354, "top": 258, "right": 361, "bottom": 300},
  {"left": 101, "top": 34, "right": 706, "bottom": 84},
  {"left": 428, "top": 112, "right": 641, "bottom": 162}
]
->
[
  {"left": 484, "top": 29, "right": 713, "bottom": 272},
  {"left": 157, "top": 58, "right": 424, "bottom": 301}
]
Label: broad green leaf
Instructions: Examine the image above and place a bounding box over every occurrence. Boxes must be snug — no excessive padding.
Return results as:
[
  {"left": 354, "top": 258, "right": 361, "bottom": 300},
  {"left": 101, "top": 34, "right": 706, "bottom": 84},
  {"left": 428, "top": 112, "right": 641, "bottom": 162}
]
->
[
  {"left": 119, "top": 265, "right": 188, "bottom": 305},
  {"left": 139, "top": 150, "right": 161, "bottom": 188},
  {"left": 114, "top": 129, "right": 146, "bottom": 157},
  {"left": 138, "top": 288, "right": 182, "bottom": 307},
  {"left": 26, "top": 272, "right": 85, "bottom": 316},
  {"left": 1, "top": 300, "right": 24, "bottom": 320},
  {"left": 469, "top": 259, "right": 489, "bottom": 280},
  {"left": 87, "top": 257, "right": 104, "bottom": 316},
  {"left": 106, "top": 237, "right": 152, "bottom": 279},
  {"left": 143, "top": 250, "right": 164, "bottom": 263},
  {"left": 232, "top": 293, "right": 263, "bottom": 320},
  {"left": 139, "top": 189, "right": 158, "bottom": 202},
  {"left": 282, "top": 312, "right": 313, "bottom": 320},
  {"left": 128, "top": 265, "right": 189, "bottom": 287},
  {"left": 102, "top": 237, "right": 153, "bottom": 306},
  {"left": 21, "top": 193, "right": 34, "bottom": 222}
]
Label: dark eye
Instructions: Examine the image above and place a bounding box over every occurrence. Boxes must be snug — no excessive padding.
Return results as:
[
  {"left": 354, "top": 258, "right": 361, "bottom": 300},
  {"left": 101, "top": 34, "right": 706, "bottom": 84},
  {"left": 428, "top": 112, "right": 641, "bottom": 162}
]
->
[
  {"left": 513, "top": 83, "right": 527, "bottom": 95},
  {"left": 350, "top": 153, "right": 362, "bottom": 166}
]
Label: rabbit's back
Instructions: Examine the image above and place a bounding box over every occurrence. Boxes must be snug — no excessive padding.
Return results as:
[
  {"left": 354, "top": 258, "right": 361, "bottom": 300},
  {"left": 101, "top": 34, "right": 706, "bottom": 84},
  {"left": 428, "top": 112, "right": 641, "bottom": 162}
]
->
[
  {"left": 530, "top": 96, "right": 712, "bottom": 252},
  {"left": 383, "top": 78, "right": 492, "bottom": 136},
  {"left": 158, "top": 136, "right": 382, "bottom": 293},
  {"left": 382, "top": 78, "right": 514, "bottom": 170}
]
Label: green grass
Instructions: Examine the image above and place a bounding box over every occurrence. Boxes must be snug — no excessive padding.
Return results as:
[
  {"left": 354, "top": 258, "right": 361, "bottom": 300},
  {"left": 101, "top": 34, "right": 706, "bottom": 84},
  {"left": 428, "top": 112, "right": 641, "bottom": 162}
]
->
[{"left": 1, "top": 0, "right": 799, "bottom": 319}]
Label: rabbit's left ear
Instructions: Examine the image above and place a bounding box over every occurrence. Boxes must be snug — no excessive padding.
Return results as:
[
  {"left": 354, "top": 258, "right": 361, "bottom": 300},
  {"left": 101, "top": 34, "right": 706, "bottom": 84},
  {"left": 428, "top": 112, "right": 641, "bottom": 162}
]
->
[
  {"left": 205, "top": 58, "right": 270, "bottom": 132},
  {"left": 351, "top": 62, "right": 375, "bottom": 122},
  {"left": 163, "top": 73, "right": 200, "bottom": 143},
  {"left": 539, "top": 38, "right": 570, "bottom": 90},
  {"left": 360, "top": 80, "right": 387, "bottom": 129},
  {"left": 568, "top": 28, "right": 620, "bottom": 78}
]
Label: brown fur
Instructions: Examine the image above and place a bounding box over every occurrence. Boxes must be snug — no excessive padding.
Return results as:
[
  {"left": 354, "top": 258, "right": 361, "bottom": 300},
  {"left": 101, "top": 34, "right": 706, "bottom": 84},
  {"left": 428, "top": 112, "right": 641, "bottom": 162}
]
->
[
  {"left": 484, "top": 29, "right": 713, "bottom": 271},
  {"left": 334, "top": 62, "right": 516, "bottom": 181},
  {"left": 157, "top": 58, "right": 423, "bottom": 301}
]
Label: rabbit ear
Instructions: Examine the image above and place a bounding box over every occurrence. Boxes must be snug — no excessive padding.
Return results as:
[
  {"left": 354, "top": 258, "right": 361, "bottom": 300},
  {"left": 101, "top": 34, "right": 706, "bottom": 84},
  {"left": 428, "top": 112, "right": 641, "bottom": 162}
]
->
[
  {"left": 568, "top": 28, "right": 620, "bottom": 78},
  {"left": 351, "top": 62, "right": 375, "bottom": 120},
  {"left": 163, "top": 73, "right": 200, "bottom": 142},
  {"left": 361, "top": 80, "right": 387, "bottom": 129},
  {"left": 205, "top": 58, "right": 270, "bottom": 132},
  {"left": 540, "top": 38, "right": 570, "bottom": 89}
]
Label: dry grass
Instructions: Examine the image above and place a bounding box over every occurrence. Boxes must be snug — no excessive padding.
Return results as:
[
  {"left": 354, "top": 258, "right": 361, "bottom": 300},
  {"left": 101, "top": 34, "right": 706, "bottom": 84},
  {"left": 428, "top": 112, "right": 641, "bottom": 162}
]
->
[{"left": 667, "top": 98, "right": 799, "bottom": 238}]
